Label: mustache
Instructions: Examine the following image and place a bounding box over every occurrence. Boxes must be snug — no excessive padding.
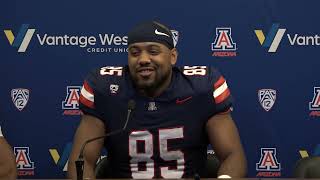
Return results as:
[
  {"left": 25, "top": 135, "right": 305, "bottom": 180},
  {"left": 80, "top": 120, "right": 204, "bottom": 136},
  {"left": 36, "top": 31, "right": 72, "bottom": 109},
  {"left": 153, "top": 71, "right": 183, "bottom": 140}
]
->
[{"left": 136, "top": 64, "right": 157, "bottom": 71}]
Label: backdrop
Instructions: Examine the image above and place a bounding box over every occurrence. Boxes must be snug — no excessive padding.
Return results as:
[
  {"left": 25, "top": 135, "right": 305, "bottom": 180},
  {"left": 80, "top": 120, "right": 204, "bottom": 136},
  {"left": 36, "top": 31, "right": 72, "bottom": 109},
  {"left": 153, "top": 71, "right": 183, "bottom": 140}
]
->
[{"left": 1, "top": 0, "right": 319, "bottom": 178}]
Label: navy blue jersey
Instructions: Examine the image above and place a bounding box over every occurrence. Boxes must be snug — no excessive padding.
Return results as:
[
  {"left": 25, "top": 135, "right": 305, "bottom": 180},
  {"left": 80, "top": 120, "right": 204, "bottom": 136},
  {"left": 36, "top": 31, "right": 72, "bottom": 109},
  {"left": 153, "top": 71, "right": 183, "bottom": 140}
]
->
[{"left": 79, "top": 65, "right": 232, "bottom": 178}]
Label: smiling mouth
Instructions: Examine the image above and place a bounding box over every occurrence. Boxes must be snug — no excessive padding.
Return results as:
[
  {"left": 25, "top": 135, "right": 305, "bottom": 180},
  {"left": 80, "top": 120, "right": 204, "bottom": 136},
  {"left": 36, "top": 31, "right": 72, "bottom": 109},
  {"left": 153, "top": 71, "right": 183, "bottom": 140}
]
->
[{"left": 137, "top": 68, "right": 155, "bottom": 77}]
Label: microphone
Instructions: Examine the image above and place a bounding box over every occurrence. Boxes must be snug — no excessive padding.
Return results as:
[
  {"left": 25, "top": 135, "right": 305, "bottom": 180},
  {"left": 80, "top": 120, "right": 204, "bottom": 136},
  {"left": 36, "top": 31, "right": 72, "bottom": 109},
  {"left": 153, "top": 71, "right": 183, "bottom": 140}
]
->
[
  {"left": 75, "top": 100, "right": 136, "bottom": 180},
  {"left": 193, "top": 152, "right": 201, "bottom": 180},
  {"left": 194, "top": 173, "right": 200, "bottom": 180}
]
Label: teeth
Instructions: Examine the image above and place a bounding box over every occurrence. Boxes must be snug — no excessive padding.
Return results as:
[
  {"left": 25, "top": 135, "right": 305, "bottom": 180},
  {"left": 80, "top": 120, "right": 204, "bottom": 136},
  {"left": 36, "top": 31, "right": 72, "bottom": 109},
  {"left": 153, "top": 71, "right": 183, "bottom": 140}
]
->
[{"left": 139, "top": 69, "right": 152, "bottom": 72}]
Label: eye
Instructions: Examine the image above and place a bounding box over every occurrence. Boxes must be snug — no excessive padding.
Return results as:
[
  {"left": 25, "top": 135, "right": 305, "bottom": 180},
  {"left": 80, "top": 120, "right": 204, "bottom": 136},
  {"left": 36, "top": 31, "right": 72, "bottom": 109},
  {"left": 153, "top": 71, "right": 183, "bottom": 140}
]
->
[
  {"left": 149, "top": 49, "right": 160, "bottom": 55},
  {"left": 129, "top": 49, "right": 140, "bottom": 56}
]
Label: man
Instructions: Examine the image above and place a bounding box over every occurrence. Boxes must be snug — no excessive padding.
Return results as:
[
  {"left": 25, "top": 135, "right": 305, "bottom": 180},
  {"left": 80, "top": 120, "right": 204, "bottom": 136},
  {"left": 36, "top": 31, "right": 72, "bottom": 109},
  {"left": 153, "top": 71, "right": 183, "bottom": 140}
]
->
[
  {"left": 0, "top": 125, "right": 17, "bottom": 179},
  {"left": 68, "top": 21, "right": 247, "bottom": 179}
]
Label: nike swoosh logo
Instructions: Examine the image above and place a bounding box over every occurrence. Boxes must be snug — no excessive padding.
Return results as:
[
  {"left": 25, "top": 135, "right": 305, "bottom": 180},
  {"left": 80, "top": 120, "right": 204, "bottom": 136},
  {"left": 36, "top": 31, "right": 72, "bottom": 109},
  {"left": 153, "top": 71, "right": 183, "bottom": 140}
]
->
[
  {"left": 176, "top": 96, "right": 192, "bottom": 104},
  {"left": 155, "top": 29, "right": 170, "bottom": 37}
]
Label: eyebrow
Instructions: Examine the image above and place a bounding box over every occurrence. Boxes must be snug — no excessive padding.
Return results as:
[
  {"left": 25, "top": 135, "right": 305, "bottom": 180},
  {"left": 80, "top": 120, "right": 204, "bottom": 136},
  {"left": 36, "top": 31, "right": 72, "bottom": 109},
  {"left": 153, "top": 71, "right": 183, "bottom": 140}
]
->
[
  {"left": 128, "top": 46, "right": 138, "bottom": 51},
  {"left": 128, "top": 44, "right": 161, "bottom": 50},
  {"left": 148, "top": 45, "right": 161, "bottom": 49}
]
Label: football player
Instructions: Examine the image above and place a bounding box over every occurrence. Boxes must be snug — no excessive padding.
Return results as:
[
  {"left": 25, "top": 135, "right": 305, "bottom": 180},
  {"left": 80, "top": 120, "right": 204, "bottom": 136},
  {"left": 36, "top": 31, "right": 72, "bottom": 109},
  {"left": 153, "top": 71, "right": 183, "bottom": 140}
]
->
[{"left": 68, "top": 21, "right": 247, "bottom": 179}]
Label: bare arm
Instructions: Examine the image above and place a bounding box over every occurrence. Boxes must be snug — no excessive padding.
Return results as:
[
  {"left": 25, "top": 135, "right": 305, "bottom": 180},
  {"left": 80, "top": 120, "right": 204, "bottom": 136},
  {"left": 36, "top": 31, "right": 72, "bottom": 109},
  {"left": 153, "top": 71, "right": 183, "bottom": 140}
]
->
[
  {"left": 0, "top": 137, "right": 17, "bottom": 180},
  {"left": 67, "top": 114, "right": 105, "bottom": 179},
  {"left": 206, "top": 112, "right": 247, "bottom": 178}
]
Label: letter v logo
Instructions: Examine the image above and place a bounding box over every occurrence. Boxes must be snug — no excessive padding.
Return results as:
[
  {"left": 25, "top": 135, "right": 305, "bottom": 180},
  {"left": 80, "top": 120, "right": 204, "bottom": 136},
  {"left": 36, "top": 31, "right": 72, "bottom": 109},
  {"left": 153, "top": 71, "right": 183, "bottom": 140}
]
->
[
  {"left": 299, "top": 144, "right": 320, "bottom": 158},
  {"left": 4, "top": 24, "right": 35, "bottom": 52},
  {"left": 254, "top": 23, "right": 286, "bottom": 53},
  {"left": 49, "top": 143, "right": 72, "bottom": 171}
]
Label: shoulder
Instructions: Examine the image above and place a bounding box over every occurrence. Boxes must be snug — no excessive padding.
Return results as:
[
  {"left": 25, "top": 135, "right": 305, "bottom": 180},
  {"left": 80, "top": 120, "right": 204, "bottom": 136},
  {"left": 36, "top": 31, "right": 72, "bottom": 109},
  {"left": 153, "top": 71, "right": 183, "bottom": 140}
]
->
[
  {"left": 175, "top": 66, "right": 233, "bottom": 113},
  {"left": 80, "top": 66, "right": 130, "bottom": 115},
  {"left": 84, "top": 66, "right": 129, "bottom": 93},
  {"left": 176, "top": 66, "right": 223, "bottom": 92},
  {"left": 86, "top": 66, "right": 126, "bottom": 82}
]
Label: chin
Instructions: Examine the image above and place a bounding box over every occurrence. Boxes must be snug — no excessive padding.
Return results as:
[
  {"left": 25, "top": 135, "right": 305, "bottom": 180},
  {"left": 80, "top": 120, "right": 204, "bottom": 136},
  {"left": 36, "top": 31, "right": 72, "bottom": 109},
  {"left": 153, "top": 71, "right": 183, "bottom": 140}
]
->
[{"left": 136, "top": 81, "right": 155, "bottom": 89}]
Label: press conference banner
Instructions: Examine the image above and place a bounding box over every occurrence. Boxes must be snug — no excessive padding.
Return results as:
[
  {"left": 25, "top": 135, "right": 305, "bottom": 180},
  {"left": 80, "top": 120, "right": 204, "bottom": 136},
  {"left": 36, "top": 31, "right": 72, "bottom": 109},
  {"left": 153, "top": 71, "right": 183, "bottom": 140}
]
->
[{"left": 1, "top": 0, "right": 319, "bottom": 178}]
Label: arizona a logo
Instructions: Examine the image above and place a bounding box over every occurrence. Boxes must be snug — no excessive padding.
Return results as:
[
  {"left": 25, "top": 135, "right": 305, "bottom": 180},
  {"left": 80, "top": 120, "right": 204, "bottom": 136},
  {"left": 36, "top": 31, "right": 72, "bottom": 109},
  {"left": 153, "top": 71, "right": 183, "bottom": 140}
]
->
[
  {"left": 14, "top": 147, "right": 35, "bottom": 176},
  {"left": 62, "top": 86, "right": 81, "bottom": 109},
  {"left": 258, "top": 89, "right": 276, "bottom": 111},
  {"left": 256, "top": 148, "right": 281, "bottom": 177},
  {"left": 62, "top": 86, "right": 82, "bottom": 115},
  {"left": 211, "top": 27, "right": 237, "bottom": 57},
  {"left": 11, "top": 88, "right": 29, "bottom": 111},
  {"left": 309, "top": 87, "right": 320, "bottom": 117}
]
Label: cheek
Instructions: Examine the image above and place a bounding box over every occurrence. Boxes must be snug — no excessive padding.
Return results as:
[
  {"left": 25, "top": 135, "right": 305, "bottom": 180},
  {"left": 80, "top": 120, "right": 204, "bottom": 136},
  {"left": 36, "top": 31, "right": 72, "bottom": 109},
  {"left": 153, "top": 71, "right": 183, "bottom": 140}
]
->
[
  {"left": 156, "top": 55, "right": 172, "bottom": 67},
  {"left": 128, "top": 57, "right": 136, "bottom": 67},
  {"left": 128, "top": 60, "right": 136, "bottom": 75}
]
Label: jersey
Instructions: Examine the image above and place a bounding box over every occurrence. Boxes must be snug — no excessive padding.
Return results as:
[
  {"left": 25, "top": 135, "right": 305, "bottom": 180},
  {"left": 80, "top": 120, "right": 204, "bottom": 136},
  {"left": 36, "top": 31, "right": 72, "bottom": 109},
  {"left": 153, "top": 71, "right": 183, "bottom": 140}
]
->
[{"left": 79, "top": 65, "right": 233, "bottom": 178}]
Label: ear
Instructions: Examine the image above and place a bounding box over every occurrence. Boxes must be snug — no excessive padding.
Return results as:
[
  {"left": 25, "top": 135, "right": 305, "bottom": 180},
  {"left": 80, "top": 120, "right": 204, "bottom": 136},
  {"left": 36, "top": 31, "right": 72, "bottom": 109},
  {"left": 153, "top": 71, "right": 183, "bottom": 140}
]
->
[{"left": 170, "top": 48, "right": 178, "bottom": 65}]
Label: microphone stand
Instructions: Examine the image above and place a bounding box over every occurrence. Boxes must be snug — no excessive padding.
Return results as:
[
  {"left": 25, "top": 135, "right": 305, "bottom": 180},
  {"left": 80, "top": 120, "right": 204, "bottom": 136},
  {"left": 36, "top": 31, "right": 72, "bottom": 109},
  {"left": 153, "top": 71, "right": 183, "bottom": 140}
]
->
[
  {"left": 75, "top": 130, "right": 123, "bottom": 180},
  {"left": 75, "top": 100, "right": 135, "bottom": 180}
]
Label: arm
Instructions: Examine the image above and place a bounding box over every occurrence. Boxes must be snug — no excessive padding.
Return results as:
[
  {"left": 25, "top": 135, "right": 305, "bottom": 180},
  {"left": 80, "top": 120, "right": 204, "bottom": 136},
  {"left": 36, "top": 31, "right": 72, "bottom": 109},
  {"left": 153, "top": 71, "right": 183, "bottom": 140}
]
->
[
  {"left": 0, "top": 137, "right": 17, "bottom": 179},
  {"left": 206, "top": 112, "right": 247, "bottom": 178},
  {"left": 67, "top": 114, "right": 105, "bottom": 179}
]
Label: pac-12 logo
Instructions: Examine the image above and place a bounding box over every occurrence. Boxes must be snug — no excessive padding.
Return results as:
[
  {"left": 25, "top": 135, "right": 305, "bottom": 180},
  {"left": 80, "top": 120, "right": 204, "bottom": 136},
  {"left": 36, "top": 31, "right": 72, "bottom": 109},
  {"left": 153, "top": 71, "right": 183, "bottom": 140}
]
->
[
  {"left": 258, "top": 89, "right": 276, "bottom": 111},
  {"left": 256, "top": 148, "right": 281, "bottom": 177},
  {"left": 309, "top": 87, "right": 320, "bottom": 117},
  {"left": 11, "top": 88, "right": 29, "bottom": 111},
  {"left": 211, "top": 27, "right": 237, "bottom": 57},
  {"left": 14, "top": 147, "right": 35, "bottom": 176},
  {"left": 62, "top": 86, "right": 82, "bottom": 115},
  {"left": 170, "top": 30, "right": 179, "bottom": 47}
]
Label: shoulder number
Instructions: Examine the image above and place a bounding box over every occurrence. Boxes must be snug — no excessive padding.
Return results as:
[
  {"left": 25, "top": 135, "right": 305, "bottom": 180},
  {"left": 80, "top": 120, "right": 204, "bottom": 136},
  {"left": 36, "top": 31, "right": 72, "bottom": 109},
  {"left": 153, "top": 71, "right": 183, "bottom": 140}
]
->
[
  {"left": 183, "top": 66, "right": 207, "bottom": 76},
  {"left": 100, "top": 66, "right": 123, "bottom": 76}
]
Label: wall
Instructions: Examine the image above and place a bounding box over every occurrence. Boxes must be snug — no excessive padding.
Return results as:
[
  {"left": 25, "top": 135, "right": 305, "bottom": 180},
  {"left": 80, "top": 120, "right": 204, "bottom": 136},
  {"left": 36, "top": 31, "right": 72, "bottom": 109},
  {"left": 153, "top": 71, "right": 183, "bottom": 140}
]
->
[{"left": 1, "top": 0, "right": 319, "bottom": 178}]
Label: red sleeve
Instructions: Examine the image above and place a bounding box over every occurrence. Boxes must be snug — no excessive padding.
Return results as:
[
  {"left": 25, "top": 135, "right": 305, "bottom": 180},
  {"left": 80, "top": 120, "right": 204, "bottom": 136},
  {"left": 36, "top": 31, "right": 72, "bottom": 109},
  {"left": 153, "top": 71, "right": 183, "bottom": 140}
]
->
[
  {"left": 79, "top": 70, "right": 104, "bottom": 120},
  {"left": 209, "top": 67, "right": 233, "bottom": 115}
]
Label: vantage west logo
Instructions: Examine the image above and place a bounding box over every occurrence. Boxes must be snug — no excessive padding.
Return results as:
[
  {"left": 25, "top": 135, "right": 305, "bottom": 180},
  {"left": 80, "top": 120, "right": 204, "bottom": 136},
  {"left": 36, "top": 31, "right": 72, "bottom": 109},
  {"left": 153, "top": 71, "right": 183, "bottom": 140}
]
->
[
  {"left": 4, "top": 24, "right": 35, "bottom": 52},
  {"left": 299, "top": 144, "right": 320, "bottom": 158},
  {"left": 4, "top": 24, "right": 128, "bottom": 53},
  {"left": 49, "top": 142, "right": 107, "bottom": 172},
  {"left": 49, "top": 143, "right": 72, "bottom": 172},
  {"left": 255, "top": 23, "right": 320, "bottom": 53}
]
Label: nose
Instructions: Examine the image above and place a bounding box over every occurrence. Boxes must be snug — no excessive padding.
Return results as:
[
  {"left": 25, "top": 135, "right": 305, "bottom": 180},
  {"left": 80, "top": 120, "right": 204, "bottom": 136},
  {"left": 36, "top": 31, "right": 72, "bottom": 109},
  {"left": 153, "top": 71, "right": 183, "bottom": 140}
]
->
[{"left": 138, "top": 51, "right": 151, "bottom": 65}]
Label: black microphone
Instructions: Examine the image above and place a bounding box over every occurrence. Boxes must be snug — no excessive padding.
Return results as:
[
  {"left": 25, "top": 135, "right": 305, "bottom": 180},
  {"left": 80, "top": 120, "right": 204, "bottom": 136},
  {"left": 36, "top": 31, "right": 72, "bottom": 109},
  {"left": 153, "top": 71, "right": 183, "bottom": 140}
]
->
[
  {"left": 75, "top": 100, "right": 136, "bottom": 180},
  {"left": 194, "top": 173, "right": 200, "bottom": 180},
  {"left": 192, "top": 150, "right": 201, "bottom": 180}
]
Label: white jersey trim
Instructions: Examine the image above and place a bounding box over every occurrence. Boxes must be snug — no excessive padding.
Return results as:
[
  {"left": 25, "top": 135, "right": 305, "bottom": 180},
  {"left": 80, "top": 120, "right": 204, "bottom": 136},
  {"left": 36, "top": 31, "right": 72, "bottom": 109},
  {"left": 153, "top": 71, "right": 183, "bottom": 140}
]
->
[
  {"left": 0, "top": 126, "right": 3, "bottom": 137},
  {"left": 81, "top": 86, "right": 94, "bottom": 102},
  {"left": 213, "top": 81, "right": 228, "bottom": 98}
]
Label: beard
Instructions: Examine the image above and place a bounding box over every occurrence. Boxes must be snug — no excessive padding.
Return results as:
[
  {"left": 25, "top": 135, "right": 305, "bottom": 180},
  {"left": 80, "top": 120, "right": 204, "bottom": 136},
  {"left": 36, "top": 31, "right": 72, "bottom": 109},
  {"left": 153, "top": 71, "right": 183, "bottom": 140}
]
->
[{"left": 130, "top": 66, "right": 172, "bottom": 94}]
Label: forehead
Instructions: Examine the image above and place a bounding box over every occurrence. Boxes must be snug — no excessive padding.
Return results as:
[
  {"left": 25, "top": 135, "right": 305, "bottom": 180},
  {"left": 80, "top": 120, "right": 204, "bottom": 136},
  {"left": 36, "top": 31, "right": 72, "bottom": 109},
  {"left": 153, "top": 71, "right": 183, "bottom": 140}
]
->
[{"left": 128, "top": 42, "right": 168, "bottom": 50}]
